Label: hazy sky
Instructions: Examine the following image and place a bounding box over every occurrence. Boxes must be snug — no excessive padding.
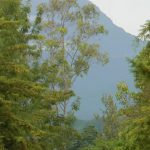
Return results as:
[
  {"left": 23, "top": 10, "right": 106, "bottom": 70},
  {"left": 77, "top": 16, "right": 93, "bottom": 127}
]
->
[{"left": 90, "top": 0, "right": 150, "bottom": 35}]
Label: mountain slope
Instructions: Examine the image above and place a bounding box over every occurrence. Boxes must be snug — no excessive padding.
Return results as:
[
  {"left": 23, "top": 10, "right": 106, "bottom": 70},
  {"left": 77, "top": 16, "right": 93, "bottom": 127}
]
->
[
  {"left": 73, "top": 0, "right": 143, "bottom": 119},
  {"left": 31, "top": 0, "right": 143, "bottom": 119}
]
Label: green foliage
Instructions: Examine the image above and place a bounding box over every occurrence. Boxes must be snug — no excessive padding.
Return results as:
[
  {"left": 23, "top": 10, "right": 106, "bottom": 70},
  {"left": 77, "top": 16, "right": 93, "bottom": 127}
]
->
[
  {"left": 68, "top": 126, "right": 98, "bottom": 150},
  {"left": 114, "top": 22, "right": 150, "bottom": 150},
  {"left": 0, "top": 0, "right": 77, "bottom": 149},
  {"left": 101, "top": 95, "right": 119, "bottom": 140},
  {"left": 116, "top": 81, "right": 133, "bottom": 108},
  {"left": 138, "top": 20, "right": 150, "bottom": 40},
  {"left": 82, "top": 138, "right": 120, "bottom": 150},
  {"left": 1, "top": 0, "right": 108, "bottom": 149},
  {"left": 0, "top": 0, "right": 43, "bottom": 149}
]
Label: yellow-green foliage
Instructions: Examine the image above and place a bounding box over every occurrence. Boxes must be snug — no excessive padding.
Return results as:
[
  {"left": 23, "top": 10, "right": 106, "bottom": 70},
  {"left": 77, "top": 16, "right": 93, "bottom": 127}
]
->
[
  {"left": 0, "top": 0, "right": 75, "bottom": 149},
  {"left": 115, "top": 22, "right": 150, "bottom": 150}
]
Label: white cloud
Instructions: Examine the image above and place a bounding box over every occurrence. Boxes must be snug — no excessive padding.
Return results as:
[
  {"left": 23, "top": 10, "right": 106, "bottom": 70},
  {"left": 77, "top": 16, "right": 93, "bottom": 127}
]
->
[{"left": 89, "top": 0, "right": 150, "bottom": 35}]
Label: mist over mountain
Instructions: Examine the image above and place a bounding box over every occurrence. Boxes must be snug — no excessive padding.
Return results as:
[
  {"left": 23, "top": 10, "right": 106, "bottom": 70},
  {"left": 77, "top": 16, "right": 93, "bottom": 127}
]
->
[{"left": 31, "top": 0, "right": 143, "bottom": 120}]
